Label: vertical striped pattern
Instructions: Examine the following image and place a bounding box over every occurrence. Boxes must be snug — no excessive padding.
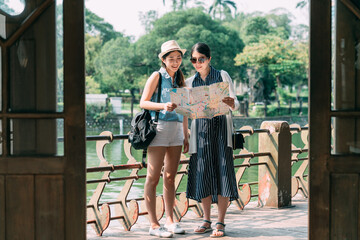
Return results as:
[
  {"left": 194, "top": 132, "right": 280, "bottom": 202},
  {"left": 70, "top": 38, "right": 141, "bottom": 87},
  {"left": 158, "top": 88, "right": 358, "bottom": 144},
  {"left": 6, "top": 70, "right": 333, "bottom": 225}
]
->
[{"left": 186, "top": 67, "right": 239, "bottom": 203}]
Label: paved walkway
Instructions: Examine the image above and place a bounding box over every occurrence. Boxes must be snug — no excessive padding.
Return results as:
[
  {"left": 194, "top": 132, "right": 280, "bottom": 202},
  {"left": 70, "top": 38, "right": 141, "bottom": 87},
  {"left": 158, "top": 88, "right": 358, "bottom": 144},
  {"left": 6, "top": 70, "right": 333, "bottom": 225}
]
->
[{"left": 87, "top": 195, "right": 308, "bottom": 240}]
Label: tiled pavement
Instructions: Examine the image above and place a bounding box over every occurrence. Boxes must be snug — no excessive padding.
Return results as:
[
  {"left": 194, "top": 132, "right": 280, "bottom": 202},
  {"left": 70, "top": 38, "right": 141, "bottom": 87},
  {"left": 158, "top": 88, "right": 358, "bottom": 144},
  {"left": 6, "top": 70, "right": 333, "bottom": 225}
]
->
[{"left": 87, "top": 195, "right": 308, "bottom": 240}]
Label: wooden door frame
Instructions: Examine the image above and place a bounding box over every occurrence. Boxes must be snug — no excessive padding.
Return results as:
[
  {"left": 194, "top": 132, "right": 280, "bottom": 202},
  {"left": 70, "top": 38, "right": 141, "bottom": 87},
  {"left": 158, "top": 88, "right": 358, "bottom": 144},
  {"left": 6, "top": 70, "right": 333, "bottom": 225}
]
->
[
  {"left": 310, "top": 0, "right": 360, "bottom": 239},
  {"left": 63, "top": 0, "right": 86, "bottom": 238},
  {"left": 0, "top": 0, "right": 85, "bottom": 238},
  {"left": 309, "top": 0, "right": 332, "bottom": 238}
]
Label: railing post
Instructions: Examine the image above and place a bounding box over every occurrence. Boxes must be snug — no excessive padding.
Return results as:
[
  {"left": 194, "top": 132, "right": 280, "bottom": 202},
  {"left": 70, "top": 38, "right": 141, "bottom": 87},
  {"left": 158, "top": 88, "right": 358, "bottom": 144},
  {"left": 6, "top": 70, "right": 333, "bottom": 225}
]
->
[{"left": 258, "top": 121, "right": 292, "bottom": 208}]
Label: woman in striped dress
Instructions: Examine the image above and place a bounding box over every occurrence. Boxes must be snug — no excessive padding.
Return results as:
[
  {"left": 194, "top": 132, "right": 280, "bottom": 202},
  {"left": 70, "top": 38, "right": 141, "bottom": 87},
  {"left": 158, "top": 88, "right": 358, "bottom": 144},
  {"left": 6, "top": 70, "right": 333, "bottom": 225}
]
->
[{"left": 185, "top": 42, "right": 239, "bottom": 238}]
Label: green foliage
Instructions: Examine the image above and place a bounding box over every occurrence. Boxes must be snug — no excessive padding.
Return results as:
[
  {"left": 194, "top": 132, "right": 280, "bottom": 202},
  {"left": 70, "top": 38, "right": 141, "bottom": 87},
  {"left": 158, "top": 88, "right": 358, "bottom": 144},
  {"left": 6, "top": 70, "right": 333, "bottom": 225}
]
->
[
  {"left": 162, "top": 0, "right": 190, "bottom": 11},
  {"left": 135, "top": 8, "right": 244, "bottom": 81},
  {"left": 266, "top": 8, "right": 292, "bottom": 39},
  {"left": 292, "top": 24, "right": 309, "bottom": 42},
  {"left": 86, "top": 102, "right": 116, "bottom": 123},
  {"left": 277, "top": 87, "right": 292, "bottom": 103},
  {"left": 85, "top": 34, "right": 103, "bottom": 76},
  {"left": 86, "top": 76, "right": 101, "bottom": 94},
  {"left": 94, "top": 37, "right": 137, "bottom": 93},
  {"left": 235, "top": 35, "right": 308, "bottom": 93},
  {"left": 85, "top": 8, "right": 123, "bottom": 43},
  {"left": 296, "top": 0, "right": 309, "bottom": 9},
  {"left": 266, "top": 105, "right": 308, "bottom": 117},
  {"left": 139, "top": 10, "right": 159, "bottom": 34},
  {"left": 225, "top": 10, "right": 293, "bottom": 46},
  {"left": 77, "top": 3, "right": 308, "bottom": 108},
  {"left": 249, "top": 102, "right": 308, "bottom": 117},
  {"left": 209, "top": 0, "right": 237, "bottom": 20},
  {"left": 242, "top": 16, "right": 270, "bottom": 44}
]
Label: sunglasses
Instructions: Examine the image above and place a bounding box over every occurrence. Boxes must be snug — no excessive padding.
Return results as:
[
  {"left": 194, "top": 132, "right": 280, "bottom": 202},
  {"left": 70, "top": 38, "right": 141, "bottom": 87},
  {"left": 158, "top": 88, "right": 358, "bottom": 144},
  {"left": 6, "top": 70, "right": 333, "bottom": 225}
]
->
[{"left": 190, "top": 57, "right": 208, "bottom": 64}]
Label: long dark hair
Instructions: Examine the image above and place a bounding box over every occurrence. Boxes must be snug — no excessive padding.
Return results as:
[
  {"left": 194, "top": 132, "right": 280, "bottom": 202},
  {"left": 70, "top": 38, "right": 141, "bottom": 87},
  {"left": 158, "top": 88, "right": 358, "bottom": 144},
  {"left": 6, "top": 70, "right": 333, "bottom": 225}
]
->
[
  {"left": 161, "top": 50, "right": 185, "bottom": 87},
  {"left": 190, "top": 42, "right": 211, "bottom": 59}
]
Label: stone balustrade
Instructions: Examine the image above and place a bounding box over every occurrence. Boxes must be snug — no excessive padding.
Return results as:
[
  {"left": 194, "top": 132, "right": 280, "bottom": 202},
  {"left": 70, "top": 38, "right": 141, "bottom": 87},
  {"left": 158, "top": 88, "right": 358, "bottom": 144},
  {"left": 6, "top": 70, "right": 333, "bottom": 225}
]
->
[{"left": 86, "top": 121, "right": 309, "bottom": 236}]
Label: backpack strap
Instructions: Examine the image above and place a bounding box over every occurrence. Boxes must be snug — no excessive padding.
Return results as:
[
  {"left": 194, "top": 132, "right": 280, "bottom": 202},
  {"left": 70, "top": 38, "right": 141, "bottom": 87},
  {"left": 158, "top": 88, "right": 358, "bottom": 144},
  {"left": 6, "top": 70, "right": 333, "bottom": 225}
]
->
[{"left": 154, "top": 72, "right": 162, "bottom": 122}]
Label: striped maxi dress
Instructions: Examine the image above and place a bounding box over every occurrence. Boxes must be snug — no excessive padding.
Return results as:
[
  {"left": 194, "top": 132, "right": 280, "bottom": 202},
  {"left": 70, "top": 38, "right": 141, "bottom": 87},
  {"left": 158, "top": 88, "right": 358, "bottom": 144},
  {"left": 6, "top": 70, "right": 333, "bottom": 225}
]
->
[{"left": 186, "top": 67, "right": 239, "bottom": 203}]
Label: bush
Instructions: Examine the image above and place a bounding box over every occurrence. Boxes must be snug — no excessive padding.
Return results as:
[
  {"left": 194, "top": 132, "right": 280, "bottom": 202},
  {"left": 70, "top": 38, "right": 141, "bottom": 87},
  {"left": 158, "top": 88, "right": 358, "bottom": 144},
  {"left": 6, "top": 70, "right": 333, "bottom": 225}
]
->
[
  {"left": 86, "top": 102, "right": 116, "bottom": 123},
  {"left": 248, "top": 102, "right": 308, "bottom": 117}
]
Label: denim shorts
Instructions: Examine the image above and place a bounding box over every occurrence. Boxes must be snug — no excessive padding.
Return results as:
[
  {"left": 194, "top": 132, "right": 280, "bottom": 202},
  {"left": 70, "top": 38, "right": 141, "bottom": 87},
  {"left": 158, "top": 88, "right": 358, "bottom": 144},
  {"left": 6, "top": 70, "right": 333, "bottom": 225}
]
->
[{"left": 149, "top": 120, "right": 184, "bottom": 147}]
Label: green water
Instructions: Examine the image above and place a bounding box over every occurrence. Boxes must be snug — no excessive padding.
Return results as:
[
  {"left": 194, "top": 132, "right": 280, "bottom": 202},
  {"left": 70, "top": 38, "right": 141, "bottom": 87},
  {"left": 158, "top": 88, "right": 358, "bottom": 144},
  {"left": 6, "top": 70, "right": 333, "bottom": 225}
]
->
[{"left": 86, "top": 128, "right": 308, "bottom": 204}]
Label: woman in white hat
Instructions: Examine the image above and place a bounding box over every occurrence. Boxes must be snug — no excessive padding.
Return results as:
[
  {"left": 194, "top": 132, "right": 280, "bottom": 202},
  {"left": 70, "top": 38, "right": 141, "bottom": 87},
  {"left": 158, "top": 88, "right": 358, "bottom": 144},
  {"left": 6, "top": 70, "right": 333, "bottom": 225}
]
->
[{"left": 140, "top": 40, "right": 189, "bottom": 238}]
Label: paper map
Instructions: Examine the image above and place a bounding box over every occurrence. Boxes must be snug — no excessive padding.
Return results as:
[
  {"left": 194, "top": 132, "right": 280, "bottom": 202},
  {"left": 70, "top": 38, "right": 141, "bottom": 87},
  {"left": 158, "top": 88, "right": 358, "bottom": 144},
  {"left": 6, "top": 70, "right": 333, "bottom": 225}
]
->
[{"left": 170, "top": 82, "right": 230, "bottom": 119}]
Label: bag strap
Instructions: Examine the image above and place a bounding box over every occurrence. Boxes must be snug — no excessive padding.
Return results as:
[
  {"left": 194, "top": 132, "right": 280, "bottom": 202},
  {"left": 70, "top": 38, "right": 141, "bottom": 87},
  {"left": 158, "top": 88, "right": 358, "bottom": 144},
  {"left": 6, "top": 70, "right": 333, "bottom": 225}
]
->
[{"left": 154, "top": 72, "right": 162, "bottom": 122}]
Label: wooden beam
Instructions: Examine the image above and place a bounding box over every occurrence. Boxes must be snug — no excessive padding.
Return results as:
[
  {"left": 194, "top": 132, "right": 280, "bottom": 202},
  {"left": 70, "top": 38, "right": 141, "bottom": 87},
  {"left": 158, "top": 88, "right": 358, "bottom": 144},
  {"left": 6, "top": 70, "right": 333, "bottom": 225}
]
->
[
  {"left": 309, "top": 0, "right": 332, "bottom": 239},
  {"left": 63, "top": 0, "right": 86, "bottom": 238},
  {"left": 340, "top": 0, "right": 360, "bottom": 19},
  {"left": 6, "top": 0, "right": 54, "bottom": 47}
]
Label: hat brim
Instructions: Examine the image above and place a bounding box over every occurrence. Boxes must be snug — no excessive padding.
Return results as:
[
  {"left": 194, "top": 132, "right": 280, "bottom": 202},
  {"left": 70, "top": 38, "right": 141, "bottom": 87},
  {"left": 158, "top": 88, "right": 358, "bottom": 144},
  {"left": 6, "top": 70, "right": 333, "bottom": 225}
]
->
[{"left": 158, "top": 48, "right": 187, "bottom": 59}]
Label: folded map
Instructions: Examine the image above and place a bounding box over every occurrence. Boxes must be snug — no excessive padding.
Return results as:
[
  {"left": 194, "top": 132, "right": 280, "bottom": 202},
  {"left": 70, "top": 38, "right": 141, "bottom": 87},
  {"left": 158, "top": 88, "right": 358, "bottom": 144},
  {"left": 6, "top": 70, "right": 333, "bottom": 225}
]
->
[{"left": 170, "top": 82, "right": 230, "bottom": 119}]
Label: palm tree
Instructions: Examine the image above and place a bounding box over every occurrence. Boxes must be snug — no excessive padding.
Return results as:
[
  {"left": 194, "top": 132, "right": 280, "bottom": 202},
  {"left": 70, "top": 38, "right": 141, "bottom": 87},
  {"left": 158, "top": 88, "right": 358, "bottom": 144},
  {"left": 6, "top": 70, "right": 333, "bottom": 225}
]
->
[
  {"left": 296, "top": 0, "right": 309, "bottom": 8},
  {"left": 162, "top": 0, "right": 189, "bottom": 11},
  {"left": 209, "top": 0, "right": 237, "bottom": 20}
]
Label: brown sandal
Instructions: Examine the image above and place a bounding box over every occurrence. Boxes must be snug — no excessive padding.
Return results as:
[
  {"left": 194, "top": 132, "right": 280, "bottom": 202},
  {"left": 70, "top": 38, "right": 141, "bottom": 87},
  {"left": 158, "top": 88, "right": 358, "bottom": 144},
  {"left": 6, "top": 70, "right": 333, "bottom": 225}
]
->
[
  {"left": 194, "top": 220, "right": 212, "bottom": 234},
  {"left": 210, "top": 222, "right": 226, "bottom": 238}
]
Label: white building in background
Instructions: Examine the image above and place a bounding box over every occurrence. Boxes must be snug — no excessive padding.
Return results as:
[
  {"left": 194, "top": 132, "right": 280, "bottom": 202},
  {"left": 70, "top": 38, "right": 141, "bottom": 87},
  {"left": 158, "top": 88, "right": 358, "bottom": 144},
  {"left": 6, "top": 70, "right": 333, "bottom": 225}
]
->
[
  {"left": 85, "top": 94, "right": 108, "bottom": 105},
  {"left": 85, "top": 94, "right": 123, "bottom": 115},
  {"left": 110, "top": 97, "right": 122, "bottom": 114}
]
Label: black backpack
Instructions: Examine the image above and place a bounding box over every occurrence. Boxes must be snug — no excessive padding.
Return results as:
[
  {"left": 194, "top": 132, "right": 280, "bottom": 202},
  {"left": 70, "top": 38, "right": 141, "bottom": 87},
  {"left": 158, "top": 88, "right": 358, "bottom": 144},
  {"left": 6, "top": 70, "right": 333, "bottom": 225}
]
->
[
  {"left": 128, "top": 109, "right": 157, "bottom": 150},
  {"left": 128, "top": 72, "right": 162, "bottom": 150}
]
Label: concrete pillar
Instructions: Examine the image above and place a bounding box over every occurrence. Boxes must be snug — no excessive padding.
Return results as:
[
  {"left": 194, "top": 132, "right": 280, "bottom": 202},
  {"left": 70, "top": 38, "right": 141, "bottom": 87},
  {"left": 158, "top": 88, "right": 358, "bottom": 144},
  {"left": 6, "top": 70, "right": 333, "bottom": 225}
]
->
[{"left": 258, "top": 121, "right": 292, "bottom": 208}]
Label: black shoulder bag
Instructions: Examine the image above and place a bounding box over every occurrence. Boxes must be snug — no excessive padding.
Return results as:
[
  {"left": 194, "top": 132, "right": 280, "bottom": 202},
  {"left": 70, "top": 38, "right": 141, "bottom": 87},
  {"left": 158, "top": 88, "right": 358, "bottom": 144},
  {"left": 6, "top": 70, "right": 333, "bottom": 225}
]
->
[
  {"left": 128, "top": 72, "right": 162, "bottom": 166},
  {"left": 231, "top": 112, "right": 245, "bottom": 150}
]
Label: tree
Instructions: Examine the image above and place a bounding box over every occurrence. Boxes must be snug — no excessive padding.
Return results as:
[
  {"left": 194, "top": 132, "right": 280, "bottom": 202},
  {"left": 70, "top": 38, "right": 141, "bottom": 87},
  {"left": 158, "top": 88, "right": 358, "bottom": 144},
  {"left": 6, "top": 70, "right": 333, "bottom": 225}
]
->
[
  {"left": 296, "top": 0, "right": 309, "bottom": 8},
  {"left": 266, "top": 8, "right": 293, "bottom": 40},
  {"left": 292, "top": 24, "right": 309, "bottom": 42},
  {"left": 162, "top": 0, "right": 189, "bottom": 11},
  {"left": 208, "top": 0, "right": 237, "bottom": 20},
  {"left": 86, "top": 76, "right": 101, "bottom": 94},
  {"left": 135, "top": 8, "right": 244, "bottom": 81},
  {"left": 234, "top": 35, "right": 307, "bottom": 102},
  {"left": 85, "top": 34, "right": 103, "bottom": 76},
  {"left": 241, "top": 16, "right": 270, "bottom": 44},
  {"left": 85, "top": 8, "right": 123, "bottom": 43},
  {"left": 94, "top": 37, "right": 140, "bottom": 116},
  {"left": 139, "top": 10, "right": 159, "bottom": 34}
]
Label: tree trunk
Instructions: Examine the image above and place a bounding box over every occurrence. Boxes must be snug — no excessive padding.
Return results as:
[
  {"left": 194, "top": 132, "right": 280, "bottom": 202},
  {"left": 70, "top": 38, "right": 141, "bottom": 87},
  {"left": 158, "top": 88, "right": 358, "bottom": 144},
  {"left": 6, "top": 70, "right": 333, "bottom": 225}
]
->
[
  {"left": 275, "top": 75, "right": 282, "bottom": 102},
  {"left": 296, "top": 84, "right": 302, "bottom": 101},
  {"left": 130, "top": 89, "right": 135, "bottom": 118}
]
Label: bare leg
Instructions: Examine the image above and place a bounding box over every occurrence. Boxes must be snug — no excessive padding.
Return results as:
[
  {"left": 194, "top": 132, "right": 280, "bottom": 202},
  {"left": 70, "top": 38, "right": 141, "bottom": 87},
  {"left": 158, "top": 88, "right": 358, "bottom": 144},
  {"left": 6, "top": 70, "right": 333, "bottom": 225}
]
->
[
  {"left": 194, "top": 195, "right": 212, "bottom": 232},
  {"left": 163, "top": 145, "right": 182, "bottom": 225},
  {"left": 144, "top": 146, "right": 166, "bottom": 229},
  {"left": 217, "top": 195, "right": 229, "bottom": 224},
  {"left": 202, "top": 195, "right": 212, "bottom": 222},
  {"left": 211, "top": 195, "right": 229, "bottom": 237}
]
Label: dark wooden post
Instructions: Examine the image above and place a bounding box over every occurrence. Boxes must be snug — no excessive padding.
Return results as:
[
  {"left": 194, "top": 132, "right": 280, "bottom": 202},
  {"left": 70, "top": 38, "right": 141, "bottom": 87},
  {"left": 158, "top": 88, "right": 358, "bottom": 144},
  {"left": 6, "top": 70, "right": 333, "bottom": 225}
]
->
[{"left": 258, "top": 121, "right": 292, "bottom": 208}]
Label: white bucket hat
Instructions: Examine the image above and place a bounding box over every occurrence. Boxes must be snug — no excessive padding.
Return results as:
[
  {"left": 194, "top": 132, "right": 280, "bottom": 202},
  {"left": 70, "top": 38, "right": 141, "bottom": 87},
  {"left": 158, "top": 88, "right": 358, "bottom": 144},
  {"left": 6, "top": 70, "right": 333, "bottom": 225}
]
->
[{"left": 158, "top": 40, "right": 186, "bottom": 60}]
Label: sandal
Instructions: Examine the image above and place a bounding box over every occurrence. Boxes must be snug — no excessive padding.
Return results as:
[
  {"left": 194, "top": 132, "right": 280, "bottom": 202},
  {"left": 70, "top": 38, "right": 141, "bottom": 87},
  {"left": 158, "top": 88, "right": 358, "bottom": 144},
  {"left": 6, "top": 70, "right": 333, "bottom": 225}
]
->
[
  {"left": 210, "top": 222, "right": 226, "bottom": 238},
  {"left": 194, "top": 219, "right": 212, "bottom": 234}
]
